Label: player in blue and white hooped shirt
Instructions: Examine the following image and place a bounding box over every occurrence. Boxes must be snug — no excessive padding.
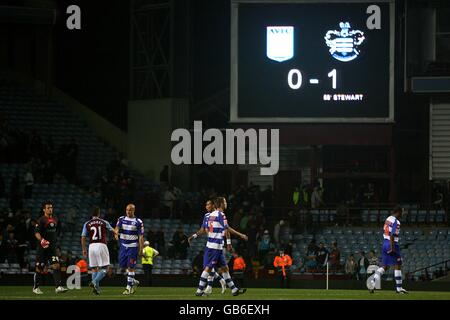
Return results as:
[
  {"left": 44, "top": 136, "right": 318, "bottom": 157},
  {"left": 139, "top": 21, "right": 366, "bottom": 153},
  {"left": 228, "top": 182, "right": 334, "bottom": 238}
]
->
[
  {"left": 189, "top": 200, "right": 227, "bottom": 294},
  {"left": 190, "top": 197, "right": 247, "bottom": 296},
  {"left": 368, "top": 206, "right": 408, "bottom": 294},
  {"left": 115, "top": 203, "right": 144, "bottom": 295},
  {"left": 189, "top": 199, "right": 248, "bottom": 295}
]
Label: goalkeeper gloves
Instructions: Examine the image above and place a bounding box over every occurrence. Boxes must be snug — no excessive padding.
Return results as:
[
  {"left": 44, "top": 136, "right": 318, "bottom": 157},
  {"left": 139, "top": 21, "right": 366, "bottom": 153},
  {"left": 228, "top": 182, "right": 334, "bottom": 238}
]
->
[{"left": 40, "top": 239, "right": 50, "bottom": 249}]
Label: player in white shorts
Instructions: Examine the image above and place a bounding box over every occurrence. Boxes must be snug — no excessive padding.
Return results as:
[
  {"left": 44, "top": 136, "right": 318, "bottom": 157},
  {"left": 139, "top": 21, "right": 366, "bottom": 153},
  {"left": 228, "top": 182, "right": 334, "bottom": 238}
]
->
[{"left": 81, "top": 206, "right": 117, "bottom": 294}]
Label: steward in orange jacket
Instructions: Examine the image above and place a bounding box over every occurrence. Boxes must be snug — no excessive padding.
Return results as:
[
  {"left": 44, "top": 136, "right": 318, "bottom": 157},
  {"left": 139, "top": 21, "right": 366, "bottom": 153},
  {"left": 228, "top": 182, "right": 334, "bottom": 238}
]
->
[
  {"left": 273, "top": 250, "right": 293, "bottom": 288},
  {"left": 231, "top": 252, "right": 246, "bottom": 288}
]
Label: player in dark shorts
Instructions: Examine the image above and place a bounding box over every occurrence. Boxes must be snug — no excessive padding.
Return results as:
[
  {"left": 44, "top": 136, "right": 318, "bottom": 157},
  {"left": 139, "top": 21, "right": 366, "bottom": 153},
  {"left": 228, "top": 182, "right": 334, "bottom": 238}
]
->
[{"left": 33, "top": 201, "right": 69, "bottom": 294}]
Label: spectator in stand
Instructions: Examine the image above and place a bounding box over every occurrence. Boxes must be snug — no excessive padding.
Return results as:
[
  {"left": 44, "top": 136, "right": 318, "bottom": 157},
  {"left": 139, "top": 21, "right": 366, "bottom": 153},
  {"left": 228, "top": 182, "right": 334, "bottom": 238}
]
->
[
  {"left": 293, "top": 187, "right": 300, "bottom": 207},
  {"left": 284, "top": 240, "right": 294, "bottom": 258},
  {"left": 273, "top": 249, "right": 293, "bottom": 288},
  {"left": 154, "top": 228, "right": 166, "bottom": 257},
  {"left": 301, "top": 185, "right": 310, "bottom": 208},
  {"left": 24, "top": 212, "right": 35, "bottom": 248},
  {"left": 239, "top": 212, "right": 250, "bottom": 233},
  {"left": 5, "top": 232, "right": 18, "bottom": 263},
  {"left": 231, "top": 252, "right": 246, "bottom": 288},
  {"left": 356, "top": 251, "right": 369, "bottom": 280},
  {"left": 65, "top": 205, "right": 77, "bottom": 233},
  {"left": 345, "top": 254, "right": 357, "bottom": 279},
  {"left": 257, "top": 230, "right": 274, "bottom": 267},
  {"left": 286, "top": 210, "right": 298, "bottom": 234},
  {"left": 192, "top": 250, "right": 204, "bottom": 276},
  {"left": 328, "top": 242, "right": 341, "bottom": 272},
  {"left": 232, "top": 208, "right": 244, "bottom": 231},
  {"left": 163, "top": 187, "right": 176, "bottom": 218},
  {"left": 316, "top": 242, "right": 329, "bottom": 270},
  {"left": 305, "top": 239, "right": 319, "bottom": 272},
  {"left": 169, "top": 227, "right": 188, "bottom": 259},
  {"left": 273, "top": 219, "right": 285, "bottom": 248},
  {"left": 24, "top": 167, "right": 34, "bottom": 199},
  {"left": 147, "top": 228, "right": 156, "bottom": 248},
  {"left": 367, "top": 250, "right": 379, "bottom": 276},
  {"left": 311, "top": 186, "right": 323, "bottom": 209}
]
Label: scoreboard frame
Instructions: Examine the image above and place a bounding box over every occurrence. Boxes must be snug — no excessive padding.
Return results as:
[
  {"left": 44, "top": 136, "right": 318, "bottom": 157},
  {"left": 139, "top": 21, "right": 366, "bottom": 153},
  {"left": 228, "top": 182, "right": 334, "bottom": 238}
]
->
[{"left": 230, "top": 0, "right": 395, "bottom": 123}]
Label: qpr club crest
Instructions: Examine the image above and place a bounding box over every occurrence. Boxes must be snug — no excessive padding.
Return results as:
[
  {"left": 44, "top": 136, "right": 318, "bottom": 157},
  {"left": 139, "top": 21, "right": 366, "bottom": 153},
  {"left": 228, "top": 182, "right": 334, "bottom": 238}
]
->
[
  {"left": 266, "top": 26, "right": 294, "bottom": 62},
  {"left": 324, "top": 22, "right": 365, "bottom": 62}
]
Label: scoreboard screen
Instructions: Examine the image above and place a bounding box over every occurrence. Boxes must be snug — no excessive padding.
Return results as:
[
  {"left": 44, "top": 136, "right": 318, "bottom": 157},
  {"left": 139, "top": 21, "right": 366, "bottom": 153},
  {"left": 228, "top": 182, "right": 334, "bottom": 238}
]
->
[{"left": 230, "top": 0, "right": 395, "bottom": 123}]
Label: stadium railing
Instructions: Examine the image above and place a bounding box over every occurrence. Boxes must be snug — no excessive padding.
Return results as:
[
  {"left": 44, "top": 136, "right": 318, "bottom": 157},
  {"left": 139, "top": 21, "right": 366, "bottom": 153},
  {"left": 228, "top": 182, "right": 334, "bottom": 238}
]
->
[
  {"left": 260, "top": 204, "right": 448, "bottom": 228},
  {"left": 406, "top": 259, "right": 450, "bottom": 281}
]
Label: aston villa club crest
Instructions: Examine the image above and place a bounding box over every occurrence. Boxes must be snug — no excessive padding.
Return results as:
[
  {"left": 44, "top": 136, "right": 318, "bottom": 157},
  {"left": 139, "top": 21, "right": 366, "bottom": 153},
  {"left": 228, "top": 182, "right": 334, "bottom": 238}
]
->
[
  {"left": 324, "top": 22, "right": 365, "bottom": 62},
  {"left": 266, "top": 26, "right": 294, "bottom": 62}
]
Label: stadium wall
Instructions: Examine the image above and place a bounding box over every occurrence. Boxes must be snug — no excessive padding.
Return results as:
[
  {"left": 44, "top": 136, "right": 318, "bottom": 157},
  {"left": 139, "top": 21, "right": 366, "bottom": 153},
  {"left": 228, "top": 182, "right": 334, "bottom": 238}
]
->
[
  {"left": 4, "top": 68, "right": 129, "bottom": 155},
  {"left": 128, "top": 98, "right": 190, "bottom": 187}
]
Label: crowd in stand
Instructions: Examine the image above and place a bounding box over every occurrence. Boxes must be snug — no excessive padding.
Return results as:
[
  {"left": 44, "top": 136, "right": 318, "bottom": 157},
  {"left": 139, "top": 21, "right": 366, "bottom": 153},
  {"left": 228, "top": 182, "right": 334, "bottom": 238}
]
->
[
  {"left": 1, "top": 117, "right": 449, "bottom": 282},
  {"left": 0, "top": 114, "right": 79, "bottom": 185}
]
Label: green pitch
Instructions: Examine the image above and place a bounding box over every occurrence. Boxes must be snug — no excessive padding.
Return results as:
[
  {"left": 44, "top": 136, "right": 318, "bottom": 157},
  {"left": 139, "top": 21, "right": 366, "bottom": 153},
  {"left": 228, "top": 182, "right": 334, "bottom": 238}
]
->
[{"left": 0, "top": 286, "right": 449, "bottom": 300}]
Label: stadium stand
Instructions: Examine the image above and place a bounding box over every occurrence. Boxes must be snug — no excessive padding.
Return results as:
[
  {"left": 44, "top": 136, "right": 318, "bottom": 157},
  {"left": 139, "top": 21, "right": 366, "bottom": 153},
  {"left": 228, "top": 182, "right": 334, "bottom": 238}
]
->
[{"left": 0, "top": 78, "right": 448, "bottom": 281}]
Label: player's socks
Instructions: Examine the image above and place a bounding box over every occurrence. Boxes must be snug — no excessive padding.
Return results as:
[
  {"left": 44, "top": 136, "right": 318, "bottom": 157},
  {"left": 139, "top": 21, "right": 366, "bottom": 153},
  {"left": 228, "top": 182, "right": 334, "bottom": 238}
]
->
[
  {"left": 214, "top": 272, "right": 226, "bottom": 286},
  {"left": 127, "top": 272, "right": 135, "bottom": 289},
  {"left": 52, "top": 269, "right": 62, "bottom": 287},
  {"left": 196, "top": 271, "right": 209, "bottom": 293},
  {"left": 221, "top": 272, "right": 238, "bottom": 294},
  {"left": 373, "top": 267, "right": 385, "bottom": 284},
  {"left": 394, "top": 270, "right": 403, "bottom": 292},
  {"left": 33, "top": 272, "right": 41, "bottom": 289},
  {"left": 92, "top": 271, "right": 98, "bottom": 283},
  {"left": 94, "top": 269, "right": 107, "bottom": 284},
  {"left": 207, "top": 272, "right": 215, "bottom": 289}
]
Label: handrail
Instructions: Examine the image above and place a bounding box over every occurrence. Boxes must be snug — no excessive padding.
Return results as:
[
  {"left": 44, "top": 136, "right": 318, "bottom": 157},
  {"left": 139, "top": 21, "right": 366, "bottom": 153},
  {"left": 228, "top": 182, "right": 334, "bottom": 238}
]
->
[{"left": 406, "top": 259, "right": 450, "bottom": 278}]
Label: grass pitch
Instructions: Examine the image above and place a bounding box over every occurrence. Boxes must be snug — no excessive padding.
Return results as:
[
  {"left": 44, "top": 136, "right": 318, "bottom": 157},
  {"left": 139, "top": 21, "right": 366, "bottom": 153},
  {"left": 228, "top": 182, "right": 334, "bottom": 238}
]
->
[{"left": 0, "top": 286, "right": 449, "bottom": 300}]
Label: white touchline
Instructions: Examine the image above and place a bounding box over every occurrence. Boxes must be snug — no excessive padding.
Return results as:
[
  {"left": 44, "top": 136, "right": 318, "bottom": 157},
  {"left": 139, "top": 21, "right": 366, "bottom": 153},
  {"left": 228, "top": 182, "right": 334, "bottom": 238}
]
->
[{"left": 309, "top": 79, "right": 319, "bottom": 84}]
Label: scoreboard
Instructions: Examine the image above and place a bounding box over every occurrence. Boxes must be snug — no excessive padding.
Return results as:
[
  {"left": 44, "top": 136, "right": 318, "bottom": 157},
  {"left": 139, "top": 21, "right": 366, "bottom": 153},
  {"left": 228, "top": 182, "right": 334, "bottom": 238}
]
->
[{"left": 230, "top": 0, "right": 395, "bottom": 123}]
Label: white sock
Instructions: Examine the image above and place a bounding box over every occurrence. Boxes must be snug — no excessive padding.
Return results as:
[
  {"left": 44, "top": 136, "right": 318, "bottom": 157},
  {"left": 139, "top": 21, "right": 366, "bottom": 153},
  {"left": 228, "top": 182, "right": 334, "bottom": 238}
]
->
[
  {"left": 394, "top": 270, "right": 402, "bottom": 291},
  {"left": 197, "top": 271, "right": 209, "bottom": 293},
  {"left": 221, "top": 272, "right": 238, "bottom": 293}
]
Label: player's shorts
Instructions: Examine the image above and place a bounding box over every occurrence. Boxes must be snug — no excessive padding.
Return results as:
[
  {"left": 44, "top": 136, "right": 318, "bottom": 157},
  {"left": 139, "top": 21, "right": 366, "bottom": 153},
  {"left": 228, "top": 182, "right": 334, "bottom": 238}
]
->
[
  {"left": 203, "top": 248, "right": 227, "bottom": 269},
  {"left": 119, "top": 245, "right": 138, "bottom": 269},
  {"left": 381, "top": 240, "right": 402, "bottom": 266},
  {"left": 88, "top": 242, "right": 110, "bottom": 268},
  {"left": 35, "top": 245, "right": 59, "bottom": 269}
]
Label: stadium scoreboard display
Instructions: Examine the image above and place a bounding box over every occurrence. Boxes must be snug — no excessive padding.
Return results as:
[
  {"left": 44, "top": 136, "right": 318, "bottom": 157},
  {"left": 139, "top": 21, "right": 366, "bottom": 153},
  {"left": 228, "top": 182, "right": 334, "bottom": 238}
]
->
[{"left": 230, "top": 0, "right": 395, "bottom": 123}]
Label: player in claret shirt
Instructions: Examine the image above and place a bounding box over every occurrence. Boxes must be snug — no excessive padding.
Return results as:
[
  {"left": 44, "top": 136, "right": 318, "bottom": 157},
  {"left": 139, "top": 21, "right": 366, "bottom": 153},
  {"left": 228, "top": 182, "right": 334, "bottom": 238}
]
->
[
  {"left": 81, "top": 206, "right": 118, "bottom": 294},
  {"left": 33, "top": 201, "right": 69, "bottom": 294}
]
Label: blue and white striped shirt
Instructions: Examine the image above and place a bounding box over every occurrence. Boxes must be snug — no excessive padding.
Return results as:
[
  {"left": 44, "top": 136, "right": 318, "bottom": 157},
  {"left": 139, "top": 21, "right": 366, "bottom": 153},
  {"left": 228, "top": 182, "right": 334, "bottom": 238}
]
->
[
  {"left": 116, "top": 216, "right": 144, "bottom": 248},
  {"left": 202, "top": 210, "right": 228, "bottom": 251}
]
